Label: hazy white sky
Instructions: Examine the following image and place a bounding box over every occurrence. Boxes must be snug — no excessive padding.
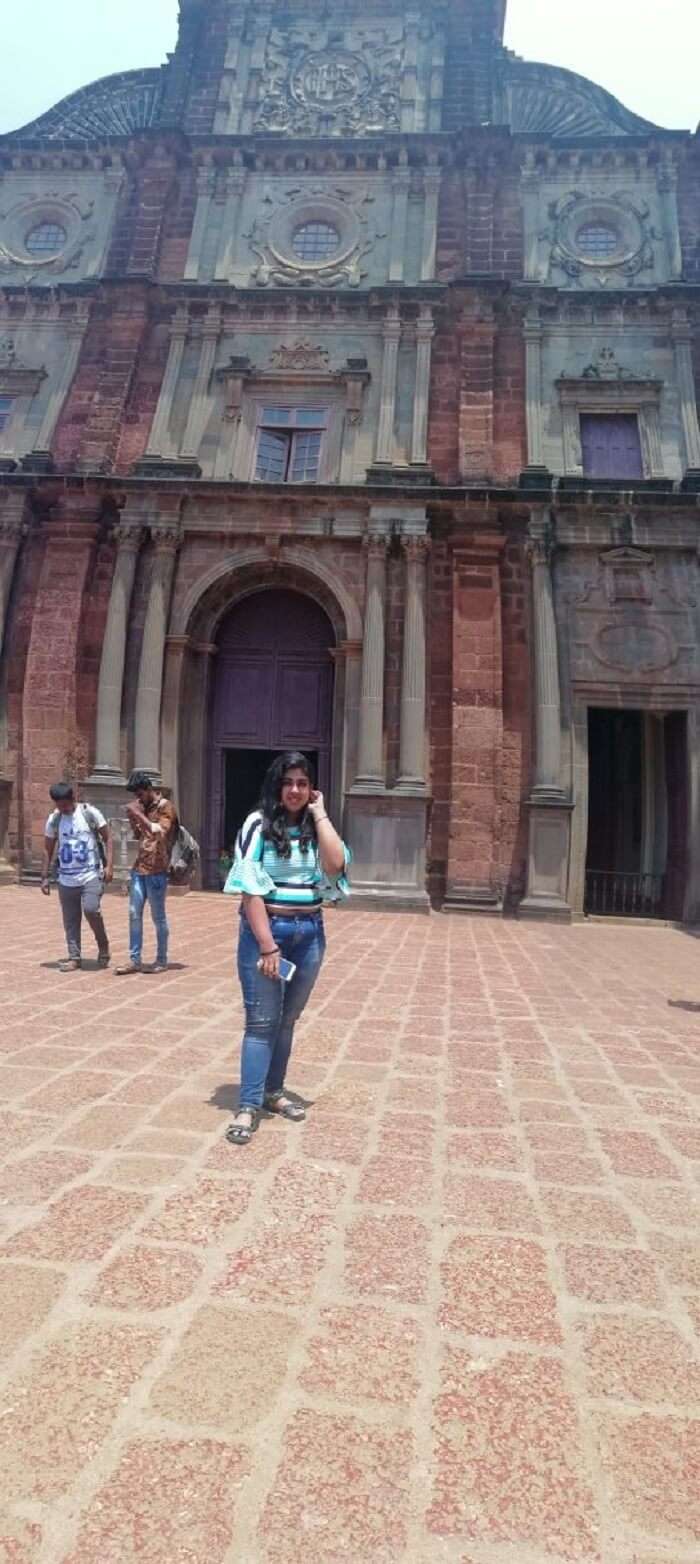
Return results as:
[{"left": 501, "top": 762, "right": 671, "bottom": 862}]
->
[{"left": 0, "top": 0, "right": 697, "bottom": 135}]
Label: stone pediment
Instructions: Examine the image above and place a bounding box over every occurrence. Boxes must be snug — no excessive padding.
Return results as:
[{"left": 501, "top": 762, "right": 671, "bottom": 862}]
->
[{"left": 504, "top": 57, "right": 667, "bottom": 139}]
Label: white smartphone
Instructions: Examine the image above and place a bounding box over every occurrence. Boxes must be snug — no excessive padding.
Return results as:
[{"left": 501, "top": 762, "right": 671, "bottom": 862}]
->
[{"left": 258, "top": 956, "right": 297, "bottom": 983}]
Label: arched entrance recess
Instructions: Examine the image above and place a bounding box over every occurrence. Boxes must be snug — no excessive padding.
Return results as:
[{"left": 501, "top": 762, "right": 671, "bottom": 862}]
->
[{"left": 204, "top": 589, "right": 335, "bottom": 885}]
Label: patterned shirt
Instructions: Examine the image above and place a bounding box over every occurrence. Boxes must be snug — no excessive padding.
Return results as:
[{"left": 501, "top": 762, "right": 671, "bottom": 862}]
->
[
  {"left": 225, "top": 812, "right": 350, "bottom": 908},
  {"left": 45, "top": 803, "right": 106, "bottom": 888},
  {"left": 133, "top": 796, "right": 178, "bottom": 875}
]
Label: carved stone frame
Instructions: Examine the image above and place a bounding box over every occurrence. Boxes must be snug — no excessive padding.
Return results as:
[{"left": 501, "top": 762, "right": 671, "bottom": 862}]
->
[
  {"left": 556, "top": 376, "right": 665, "bottom": 479},
  {"left": 0, "top": 356, "right": 47, "bottom": 460},
  {"left": 237, "top": 380, "right": 345, "bottom": 484}
]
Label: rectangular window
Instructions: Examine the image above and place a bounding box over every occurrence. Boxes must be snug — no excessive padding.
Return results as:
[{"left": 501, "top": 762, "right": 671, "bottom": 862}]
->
[
  {"left": 254, "top": 406, "right": 328, "bottom": 483},
  {"left": 0, "top": 396, "right": 14, "bottom": 434},
  {"left": 580, "top": 413, "right": 644, "bottom": 479}
]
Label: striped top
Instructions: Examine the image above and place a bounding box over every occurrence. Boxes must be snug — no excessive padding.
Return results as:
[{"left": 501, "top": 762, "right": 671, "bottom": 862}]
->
[{"left": 224, "top": 812, "right": 351, "bottom": 908}]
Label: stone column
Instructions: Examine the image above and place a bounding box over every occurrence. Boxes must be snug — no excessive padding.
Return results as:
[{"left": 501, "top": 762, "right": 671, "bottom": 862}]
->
[
  {"left": 144, "top": 306, "right": 189, "bottom": 460},
  {"left": 88, "top": 521, "right": 143, "bottom": 782},
  {"left": 389, "top": 164, "right": 411, "bottom": 282},
  {"left": 31, "top": 304, "right": 89, "bottom": 462},
  {"left": 672, "top": 309, "right": 700, "bottom": 481},
  {"left": 0, "top": 492, "right": 27, "bottom": 656},
  {"left": 133, "top": 525, "right": 181, "bottom": 779},
  {"left": 180, "top": 306, "right": 220, "bottom": 464},
  {"left": 185, "top": 165, "right": 215, "bottom": 281},
  {"left": 352, "top": 534, "right": 388, "bottom": 791},
  {"left": 411, "top": 304, "right": 434, "bottom": 467},
  {"left": 520, "top": 508, "right": 572, "bottom": 920},
  {"left": 397, "top": 535, "right": 429, "bottom": 791},
  {"left": 420, "top": 167, "right": 441, "bottom": 281},
  {"left": 214, "top": 165, "right": 246, "bottom": 281},
  {"left": 523, "top": 304, "right": 548, "bottom": 477},
  {"left": 374, "top": 307, "right": 401, "bottom": 467}
]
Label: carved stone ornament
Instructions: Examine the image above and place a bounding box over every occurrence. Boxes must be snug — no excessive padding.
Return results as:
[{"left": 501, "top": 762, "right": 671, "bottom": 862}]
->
[
  {"left": 0, "top": 336, "right": 47, "bottom": 397},
  {"left": 0, "top": 192, "right": 97, "bottom": 279},
  {"left": 592, "top": 621, "right": 677, "bottom": 674},
  {"left": 244, "top": 183, "right": 382, "bottom": 289},
  {"left": 253, "top": 25, "right": 403, "bottom": 137},
  {"left": 582, "top": 347, "right": 634, "bottom": 380},
  {"left": 268, "top": 342, "right": 330, "bottom": 373},
  {"left": 543, "top": 190, "right": 656, "bottom": 286}
]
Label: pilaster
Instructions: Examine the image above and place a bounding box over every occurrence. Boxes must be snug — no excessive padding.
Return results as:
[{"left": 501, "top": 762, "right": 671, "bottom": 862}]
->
[
  {"left": 88, "top": 517, "right": 144, "bottom": 785},
  {"left": 444, "top": 533, "right": 505, "bottom": 914},
  {"left": 0, "top": 490, "right": 28, "bottom": 659},
  {"left": 213, "top": 164, "right": 246, "bottom": 282},
  {"left": 352, "top": 532, "right": 388, "bottom": 792},
  {"left": 185, "top": 164, "right": 215, "bottom": 281},
  {"left": 411, "top": 304, "right": 434, "bottom": 469},
  {"left": 370, "top": 306, "right": 401, "bottom": 471},
  {"left": 180, "top": 305, "right": 220, "bottom": 466},
  {"left": 133, "top": 519, "right": 182, "bottom": 780},
  {"left": 519, "top": 508, "right": 572, "bottom": 922},
  {"left": 396, "top": 534, "right": 429, "bottom": 792}
]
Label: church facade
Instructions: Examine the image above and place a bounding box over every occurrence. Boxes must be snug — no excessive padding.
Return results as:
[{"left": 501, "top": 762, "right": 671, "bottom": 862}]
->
[{"left": 1, "top": 0, "right": 700, "bottom": 918}]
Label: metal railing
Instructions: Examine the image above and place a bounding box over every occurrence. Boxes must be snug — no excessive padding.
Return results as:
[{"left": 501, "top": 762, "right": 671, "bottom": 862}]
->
[{"left": 585, "top": 870, "right": 664, "bottom": 918}]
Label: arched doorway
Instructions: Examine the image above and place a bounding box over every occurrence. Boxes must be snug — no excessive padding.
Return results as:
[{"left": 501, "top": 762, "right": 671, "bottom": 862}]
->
[{"left": 204, "top": 589, "right": 335, "bottom": 885}]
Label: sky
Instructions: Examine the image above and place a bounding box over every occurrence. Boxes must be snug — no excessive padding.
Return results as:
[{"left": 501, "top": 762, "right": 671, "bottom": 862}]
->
[{"left": 0, "top": 0, "right": 697, "bottom": 136}]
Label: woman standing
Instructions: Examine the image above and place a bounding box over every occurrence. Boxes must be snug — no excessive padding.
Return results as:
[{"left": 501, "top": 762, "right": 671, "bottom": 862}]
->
[{"left": 224, "top": 751, "right": 350, "bottom": 1146}]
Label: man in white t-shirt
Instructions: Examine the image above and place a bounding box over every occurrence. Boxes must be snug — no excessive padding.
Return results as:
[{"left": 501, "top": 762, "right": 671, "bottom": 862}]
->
[{"left": 41, "top": 782, "right": 113, "bottom": 972}]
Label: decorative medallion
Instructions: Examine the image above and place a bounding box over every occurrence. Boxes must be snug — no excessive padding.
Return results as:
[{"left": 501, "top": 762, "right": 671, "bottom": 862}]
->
[
  {"left": 244, "top": 184, "right": 381, "bottom": 289},
  {"left": 593, "top": 621, "right": 676, "bottom": 674},
  {"left": 0, "top": 192, "right": 97, "bottom": 279},
  {"left": 290, "top": 51, "right": 371, "bottom": 112},
  {"left": 544, "top": 190, "right": 655, "bottom": 286}
]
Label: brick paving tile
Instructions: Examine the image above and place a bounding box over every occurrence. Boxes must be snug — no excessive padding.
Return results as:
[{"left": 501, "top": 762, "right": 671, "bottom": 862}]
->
[{"left": 2, "top": 887, "right": 700, "bottom": 1560}]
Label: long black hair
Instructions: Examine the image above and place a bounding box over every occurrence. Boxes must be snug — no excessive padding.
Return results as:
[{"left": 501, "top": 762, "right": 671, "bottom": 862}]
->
[{"left": 259, "top": 751, "right": 316, "bottom": 859}]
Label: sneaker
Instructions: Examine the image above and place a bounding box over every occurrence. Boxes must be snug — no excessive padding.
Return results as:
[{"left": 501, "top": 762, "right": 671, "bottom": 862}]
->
[
  {"left": 58, "top": 958, "right": 81, "bottom": 973},
  {"left": 115, "top": 963, "right": 141, "bottom": 976},
  {"left": 146, "top": 962, "right": 168, "bottom": 974},
  {"left": 96, "top": 951, "right": 111, "bottom": 969}
]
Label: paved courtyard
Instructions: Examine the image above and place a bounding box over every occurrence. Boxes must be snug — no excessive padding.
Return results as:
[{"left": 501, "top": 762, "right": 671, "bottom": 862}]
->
[{"left": 0, "top": 885, "right": 699, "bottom": 1563}]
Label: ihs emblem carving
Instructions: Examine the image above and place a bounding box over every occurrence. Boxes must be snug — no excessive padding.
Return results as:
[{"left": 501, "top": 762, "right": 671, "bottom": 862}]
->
[{"left": 254, "top": 27, "right": 403, "bottom": 136}]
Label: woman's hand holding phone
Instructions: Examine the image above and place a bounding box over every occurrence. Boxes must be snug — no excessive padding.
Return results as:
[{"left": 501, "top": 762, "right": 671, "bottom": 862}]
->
[{"left": 258, "top": 948, "right": 281, "bottom": 980}]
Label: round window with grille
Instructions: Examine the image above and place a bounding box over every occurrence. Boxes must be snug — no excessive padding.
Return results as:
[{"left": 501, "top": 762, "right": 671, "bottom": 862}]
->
[
  {"left": 291, "top": 221, "right": 340, "bottom": 263},
  {"left": 575, "top": 222, "right": 620, "bottom": 261},
  {"left": 24, "top": 221, "right": 68, "bottom": 257}
]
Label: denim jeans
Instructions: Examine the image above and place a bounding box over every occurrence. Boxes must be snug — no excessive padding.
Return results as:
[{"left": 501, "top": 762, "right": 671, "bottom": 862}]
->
[
  {"left": 129, "top": 871, "right": 169, "bottom": 967},
  {"left": 237, "top": 913, "right": 326, "bottom": 1109}
]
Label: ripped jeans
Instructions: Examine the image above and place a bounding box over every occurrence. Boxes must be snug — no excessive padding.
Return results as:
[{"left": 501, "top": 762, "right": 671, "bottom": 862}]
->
[{"left": 237, "top": 913, "right": 326, "bottom": 1110}]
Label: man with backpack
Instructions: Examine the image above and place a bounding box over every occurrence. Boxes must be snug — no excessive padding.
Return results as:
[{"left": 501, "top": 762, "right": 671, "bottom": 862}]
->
[
  {"left": 115, "top": 770, "right": 178, "bottom": 976},
  {"left": 41, "top": 782, "right": 113, "bottom": 972}
]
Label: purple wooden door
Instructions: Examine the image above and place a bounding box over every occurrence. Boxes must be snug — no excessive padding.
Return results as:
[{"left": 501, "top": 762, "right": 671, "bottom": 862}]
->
[
  {"left": 580, "top": 414, "right": 643, "bottom": 479},
  {"left": 205, "top": 590, "right": 334, "bottom": 882}
]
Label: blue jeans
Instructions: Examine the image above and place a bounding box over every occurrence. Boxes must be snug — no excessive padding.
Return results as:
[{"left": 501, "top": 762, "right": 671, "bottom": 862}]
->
[
  {"left": 129, "top": 871, "right": 169, "bottom": 967},
  {"left": 237, "top": 914, "right": 326, "bottom": 1109}
]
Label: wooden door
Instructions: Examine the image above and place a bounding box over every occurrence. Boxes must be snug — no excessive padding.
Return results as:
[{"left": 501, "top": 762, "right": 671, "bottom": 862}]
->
[
  {"left": 580, "top": 414, "right": 644, "bottom": 479},
  {"left": 205, "top": 590, "right": 334, "bottom": 882}
]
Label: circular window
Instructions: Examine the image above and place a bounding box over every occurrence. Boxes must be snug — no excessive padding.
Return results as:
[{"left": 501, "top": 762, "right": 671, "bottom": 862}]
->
[
  {"left": 24, "top": 221, "right": 67, "bottom": 257},
  {"left": 291, "top": 221, "right": 340, "bottom": 263},
  {"left": 575, "top": 222, "right": 620, "bottom": 261}
]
